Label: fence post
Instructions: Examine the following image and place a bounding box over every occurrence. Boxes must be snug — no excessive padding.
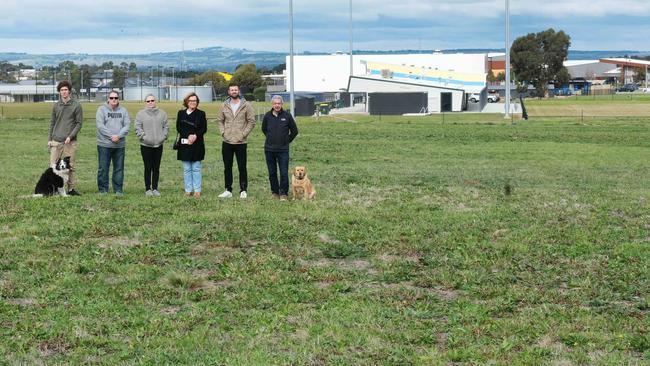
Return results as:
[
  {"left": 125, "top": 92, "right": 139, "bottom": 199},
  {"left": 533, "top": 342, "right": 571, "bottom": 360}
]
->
[{"left": 581, "top": 109, "right": 584, "bottom": 124}]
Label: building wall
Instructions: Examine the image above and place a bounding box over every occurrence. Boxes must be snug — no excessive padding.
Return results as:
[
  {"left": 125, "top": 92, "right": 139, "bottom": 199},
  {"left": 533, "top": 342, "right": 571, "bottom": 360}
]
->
[
  {"left": 287, "top": 53, "right": 488, "bottom": 92},
  {"left": 565, "top": 61, "right": 616, "bottom": 79},
  {"left": 348, "top": 77, "right": 466, "bottom": 113}
]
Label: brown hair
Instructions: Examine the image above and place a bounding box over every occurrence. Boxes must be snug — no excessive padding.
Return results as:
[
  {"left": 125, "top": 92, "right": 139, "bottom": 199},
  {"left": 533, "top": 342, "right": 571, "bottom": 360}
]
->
[
  {"left": 183, "top": 92, "right": 200, "bottom": 108},
  {"left": 57, "top": 81, "right": 71, "bottom": 92}
]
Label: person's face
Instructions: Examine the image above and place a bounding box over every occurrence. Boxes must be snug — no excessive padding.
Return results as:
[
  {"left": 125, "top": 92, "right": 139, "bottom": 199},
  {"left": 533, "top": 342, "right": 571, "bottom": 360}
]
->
[
  {"left": 59, "top": 86, "right": 70, "bottom": 100},
  {"left": 108, "top": 93, "right": 119, "bottom": 107},
  {"left": 187, "top": 96, "right": 198, "bottom": 109},
  {"left": 228, "top": 86, "right": 240, "bottom": 99},
  {"left": 145, "top": 97, "right": 156, "bottom": 108},
  {"left": 272, "top": 100, "right": 283, "bottom": 112}
]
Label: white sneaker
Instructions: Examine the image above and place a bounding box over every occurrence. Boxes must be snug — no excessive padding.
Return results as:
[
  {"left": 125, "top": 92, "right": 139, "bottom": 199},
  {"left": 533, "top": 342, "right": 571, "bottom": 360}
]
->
[
  {"left": 240, "top": 191, "right": 247, "bottom": 199},
  {"left": 152, "top": 189, "right": 161, "bottom": 197},
  {"left": 145, "top": 190, "right": 154, "bottom": 196},
  {"left": 218, "top": 190, "right": 233, "bottom": 198}
]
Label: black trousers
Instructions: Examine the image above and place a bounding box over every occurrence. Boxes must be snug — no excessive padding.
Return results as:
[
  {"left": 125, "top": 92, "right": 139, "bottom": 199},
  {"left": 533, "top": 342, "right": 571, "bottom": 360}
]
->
[
  {"left": 140, "top": 145, "right": 163, "bottom": 190},
  {"left": 222, "top": 142, "right": 247, "bottom": 192}
]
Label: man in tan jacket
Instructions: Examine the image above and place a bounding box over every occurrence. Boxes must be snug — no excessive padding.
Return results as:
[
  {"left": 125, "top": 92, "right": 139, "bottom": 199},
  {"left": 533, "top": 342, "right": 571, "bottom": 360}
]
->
[{"left": 216, "top": 84, "right": 256, "bottom": 198}]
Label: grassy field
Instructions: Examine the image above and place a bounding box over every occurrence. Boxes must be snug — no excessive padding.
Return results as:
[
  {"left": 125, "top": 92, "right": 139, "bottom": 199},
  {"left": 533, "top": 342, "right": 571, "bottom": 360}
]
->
[
  {"left": 0, "top": 101, "right": 273, "bottom": 120},
  {"left": 1, "top": 110, "right": 649, "bottom": 364},
  {"left": 525, "top": 94, "right": 650, "bottom": 117}
]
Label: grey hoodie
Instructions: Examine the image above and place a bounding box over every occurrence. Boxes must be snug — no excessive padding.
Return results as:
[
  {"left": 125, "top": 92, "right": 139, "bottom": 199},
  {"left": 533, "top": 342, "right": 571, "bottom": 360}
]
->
[
  {"left": 135, "top": 107, "right": 169, "bottom": 148},
  {"left": 96, "top": 103, "right": 130, "bottom": 148}
]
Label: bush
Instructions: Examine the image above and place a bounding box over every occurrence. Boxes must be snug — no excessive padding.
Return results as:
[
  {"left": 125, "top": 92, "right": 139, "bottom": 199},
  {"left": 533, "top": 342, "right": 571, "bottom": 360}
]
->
[{"left": 253, "top": 87, "right": 267, "bottom": 102}]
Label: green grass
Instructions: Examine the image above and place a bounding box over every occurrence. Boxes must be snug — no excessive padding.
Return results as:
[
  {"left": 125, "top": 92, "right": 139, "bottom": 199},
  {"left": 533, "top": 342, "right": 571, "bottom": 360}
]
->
[
  {"left": 1, "top": 112, "right": 649, "bottom": 364},
  {"left": 0, "top": 101, "right": 273, "bottom": 120}
]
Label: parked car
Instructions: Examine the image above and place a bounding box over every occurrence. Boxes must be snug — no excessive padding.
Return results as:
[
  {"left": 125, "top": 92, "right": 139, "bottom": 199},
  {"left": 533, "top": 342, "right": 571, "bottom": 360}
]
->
[
  {"left": 617, "top": 84, "right": 638, "bottom": 92},
  {"left": 468, "top": 93, "right": 500, "bottom": 103}
]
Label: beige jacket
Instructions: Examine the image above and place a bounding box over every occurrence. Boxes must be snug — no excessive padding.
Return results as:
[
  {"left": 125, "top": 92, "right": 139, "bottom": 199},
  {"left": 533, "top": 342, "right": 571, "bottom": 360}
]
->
[{"left": 217, "top": 97, "right": 256, "bottom": 144}]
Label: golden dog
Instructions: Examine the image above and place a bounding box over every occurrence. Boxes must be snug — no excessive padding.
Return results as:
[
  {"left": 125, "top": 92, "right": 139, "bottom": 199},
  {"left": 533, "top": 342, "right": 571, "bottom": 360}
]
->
[{"left": 291, "top": 166, "right": 316, "bottom": 200}]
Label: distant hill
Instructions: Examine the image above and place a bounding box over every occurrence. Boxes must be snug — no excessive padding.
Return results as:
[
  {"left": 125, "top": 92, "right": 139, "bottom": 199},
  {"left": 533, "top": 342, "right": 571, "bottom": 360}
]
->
[{"left": 1, "top": 46, "right": 648, "bottom": 71}]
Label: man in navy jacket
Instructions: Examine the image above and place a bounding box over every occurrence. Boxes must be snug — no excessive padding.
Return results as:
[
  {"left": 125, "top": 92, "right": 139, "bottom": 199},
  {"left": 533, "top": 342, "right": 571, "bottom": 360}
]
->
[{"left": 261, "top": 95, "right": 299, "bottom": 200}]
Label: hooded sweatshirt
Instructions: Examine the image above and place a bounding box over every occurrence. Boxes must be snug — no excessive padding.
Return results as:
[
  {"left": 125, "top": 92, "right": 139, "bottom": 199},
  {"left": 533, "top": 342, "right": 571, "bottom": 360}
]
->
[
  {"left": 135, "top": 107, "right": 169, "bottom": 147},
  {"left": 96, "top": 102, "right": 131, "bottom": 148},
  {"left": 49, "top": 98, "right": 83, "bottom": 142}
]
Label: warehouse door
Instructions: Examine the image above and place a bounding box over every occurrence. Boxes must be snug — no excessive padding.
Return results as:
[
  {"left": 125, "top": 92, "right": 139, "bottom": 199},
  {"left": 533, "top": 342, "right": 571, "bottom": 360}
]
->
[{"left": 440, "top": 93, "right": 452, "bottom": 112}]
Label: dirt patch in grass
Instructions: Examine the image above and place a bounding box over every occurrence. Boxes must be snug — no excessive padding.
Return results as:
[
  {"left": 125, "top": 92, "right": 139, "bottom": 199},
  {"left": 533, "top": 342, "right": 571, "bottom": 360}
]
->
[
  {"left": 190, "top": 242, "right": 240, "bottom": 258},
  {"left": 5, "top": 298, "right": 37, "bottom": 306},
  {"left": 160, "top": 306, "right": 181, "bottom": 315},
  {"left": 376, "top": 253, "right": 421, "bottom": 263},
  {"left": 38, "top": 338, "right": 69, "bottom": 357},
  {"left": 300, "top": 257, "right": 374, "bottom": 273},
  {"left": 97, "top": 236, "right": 141, "bottom": 249},
  {"left": 367, "top": 282, "right": 461, "bottom": 301},
  {"left": 317, "top": 233, "right": 340, "bottom": 244}
]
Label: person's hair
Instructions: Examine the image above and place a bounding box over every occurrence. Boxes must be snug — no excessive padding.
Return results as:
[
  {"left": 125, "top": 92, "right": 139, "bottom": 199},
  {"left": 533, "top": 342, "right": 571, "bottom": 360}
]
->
[
  {"left": 228, "top": 83, "right": 239, "bottom": 89},
  {"left": 183, "top": 92, "right": 200, "bottom": 108},
  {"left": 271, "top": 95, "right": 284, "bottom": 103},
  {"left": 144, "top": 93, "right": 156, "bottom": 102},
  {"left": 57, "top": 81, "right": 71, "bottom": 92},
  {"left": 108, "top": 90, "right": 120, "bottom": 99}
]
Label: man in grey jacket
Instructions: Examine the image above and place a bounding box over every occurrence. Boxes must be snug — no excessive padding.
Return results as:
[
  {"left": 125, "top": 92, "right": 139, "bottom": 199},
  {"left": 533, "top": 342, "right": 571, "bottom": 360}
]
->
[
  {"left": 48, "top": 81, "right": 83, "bottom": 195},
  {"left": 216, "top": 84, "right": 256, "bottom": 199},
  {"left": 96, "top": 90, "right": 130, "bottom": 196}
]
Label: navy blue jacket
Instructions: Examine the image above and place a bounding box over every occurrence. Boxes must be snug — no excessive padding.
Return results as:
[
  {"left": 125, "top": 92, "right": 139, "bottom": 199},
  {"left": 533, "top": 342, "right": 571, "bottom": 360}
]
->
[{"left": 261, "top": 109, "right": 299, "bottom": 152}]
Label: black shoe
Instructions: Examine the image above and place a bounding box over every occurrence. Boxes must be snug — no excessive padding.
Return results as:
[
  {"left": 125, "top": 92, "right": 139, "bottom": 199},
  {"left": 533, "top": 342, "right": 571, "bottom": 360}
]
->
[{"left": 67, "top": 189, "right": 82, "bottom": 196}]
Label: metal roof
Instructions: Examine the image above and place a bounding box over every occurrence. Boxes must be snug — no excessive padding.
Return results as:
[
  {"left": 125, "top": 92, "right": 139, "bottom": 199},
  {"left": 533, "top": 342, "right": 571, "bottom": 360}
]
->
[{"left": 599, "top": 58, "right": 650, "bottom": 68}]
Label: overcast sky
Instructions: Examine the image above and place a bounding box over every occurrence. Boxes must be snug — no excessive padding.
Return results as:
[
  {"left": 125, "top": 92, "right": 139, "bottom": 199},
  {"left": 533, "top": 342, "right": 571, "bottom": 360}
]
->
[{"left": 1, "top": 0, "right": 649, "bottom": 54}]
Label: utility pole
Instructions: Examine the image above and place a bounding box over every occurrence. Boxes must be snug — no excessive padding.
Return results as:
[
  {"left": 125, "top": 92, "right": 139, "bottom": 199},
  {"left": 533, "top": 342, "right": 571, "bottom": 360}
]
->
[
  {"left": 289, "top": 0, "right": 295, "bottom": 117},
  {"left": 349, "top": 0, "right": 353, "bottom": 107},
  {"left": 504, "top": 0, "right": 511, "bottom": 119}
]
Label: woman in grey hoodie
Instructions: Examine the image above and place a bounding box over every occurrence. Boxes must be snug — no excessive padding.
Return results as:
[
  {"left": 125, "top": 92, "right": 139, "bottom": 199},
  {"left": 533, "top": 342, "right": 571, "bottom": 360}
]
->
[{"left": 135, "top": 94, "right": 168, "bottom": 196}]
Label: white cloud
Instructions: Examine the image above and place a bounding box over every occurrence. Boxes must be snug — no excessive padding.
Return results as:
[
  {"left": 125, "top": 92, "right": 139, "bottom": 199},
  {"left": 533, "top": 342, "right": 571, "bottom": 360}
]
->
[{"left": 0, "top": 0, "right": 649, "bottom": 53}]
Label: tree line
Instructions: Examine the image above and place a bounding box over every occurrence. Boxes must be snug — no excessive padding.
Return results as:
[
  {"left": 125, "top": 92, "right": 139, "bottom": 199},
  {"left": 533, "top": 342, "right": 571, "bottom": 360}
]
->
[{"left": 0, "top": 60, "right": 284, "bottom": 100}]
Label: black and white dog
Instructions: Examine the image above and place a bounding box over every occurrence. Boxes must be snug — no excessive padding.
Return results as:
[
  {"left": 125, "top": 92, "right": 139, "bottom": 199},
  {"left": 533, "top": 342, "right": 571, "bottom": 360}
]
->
[{"left": 34, "top": 157, "right": 71, "bottom": 197}]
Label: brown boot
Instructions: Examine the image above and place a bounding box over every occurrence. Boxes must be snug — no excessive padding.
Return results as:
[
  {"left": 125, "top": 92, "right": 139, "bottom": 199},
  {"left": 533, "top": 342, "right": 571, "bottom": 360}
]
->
[
  {"left": 184, "top": 192, "right": 193, "bottom": 197},
  {"left": 193, "top": 192, "right": 201, "bottom": 199},
  {"left": 271, "top": 193, "right": 280, "bottom": 199},
  {"left": 279, "top": 194, "right": 288, "bottom": 201}
]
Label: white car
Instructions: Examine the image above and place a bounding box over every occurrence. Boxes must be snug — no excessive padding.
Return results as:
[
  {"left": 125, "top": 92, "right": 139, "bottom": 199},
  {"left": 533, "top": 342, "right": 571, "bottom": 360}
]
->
[{"left": 469, "top": 93, "right": 500, "bottom": 103}]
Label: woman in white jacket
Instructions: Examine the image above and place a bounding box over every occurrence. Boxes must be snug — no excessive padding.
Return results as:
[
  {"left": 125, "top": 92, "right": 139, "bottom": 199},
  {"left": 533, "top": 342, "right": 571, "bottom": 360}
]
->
[{"left": 135, "top": 94, "right": 168, "bottom": 196}]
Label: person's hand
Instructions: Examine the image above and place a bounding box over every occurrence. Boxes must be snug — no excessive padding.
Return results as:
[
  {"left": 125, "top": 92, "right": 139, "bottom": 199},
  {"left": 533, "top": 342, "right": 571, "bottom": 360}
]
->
[
  {"left": 188, "top": 134, "right": 197, "bottom": 145},
  {"left": 111, "top": 135, "right": 120, "bottom": 143},
  {"left": 64, "top": 137, "right": 71, "bottom": 144}
]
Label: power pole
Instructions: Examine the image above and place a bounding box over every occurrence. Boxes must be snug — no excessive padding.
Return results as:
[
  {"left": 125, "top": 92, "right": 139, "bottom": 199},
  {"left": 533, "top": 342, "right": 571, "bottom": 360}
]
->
[
  {"left": 289, "top": 0, "right": 295, "bottom": 117},
  {"left": 504, "top": 0, "right": 511, "bottom": 119},
  {"left": 349, "top": 0, "right": 354, "bottom": 107}
]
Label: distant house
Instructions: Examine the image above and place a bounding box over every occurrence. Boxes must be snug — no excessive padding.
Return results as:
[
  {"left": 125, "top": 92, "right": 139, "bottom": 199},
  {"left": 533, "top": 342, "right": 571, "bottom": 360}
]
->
[{"left": 91, "top": 70, "right": 113, "bottom": 89}]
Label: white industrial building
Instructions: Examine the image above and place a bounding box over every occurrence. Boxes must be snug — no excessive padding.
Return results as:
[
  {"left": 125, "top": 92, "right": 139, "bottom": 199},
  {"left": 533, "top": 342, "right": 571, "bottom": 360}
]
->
[{"left": 286, "top": 53, "right": 488, "bottom": 113}]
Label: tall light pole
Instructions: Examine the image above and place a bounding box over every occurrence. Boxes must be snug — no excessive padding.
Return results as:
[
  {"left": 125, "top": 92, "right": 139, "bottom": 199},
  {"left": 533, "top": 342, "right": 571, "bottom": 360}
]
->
[
  {"left": 349, "top": 0, "right": 353, "bottom": 107},
  {"left": 289, "top": 0, "right": 295, "bottom": 117},
  {"left": 504, "top": 0, "right": 511, "bottom": 118}
]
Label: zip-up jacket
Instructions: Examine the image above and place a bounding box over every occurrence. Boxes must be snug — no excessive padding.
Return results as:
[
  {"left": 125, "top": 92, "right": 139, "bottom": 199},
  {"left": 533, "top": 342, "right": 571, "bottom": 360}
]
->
[
  {"left": 262, "top": 108, "right": 298, "bottom": 152},
  {"left": 217, "top": 97, "right": 256, "bottom": 145},
  {"left": 49, "top": 98, "right": 83, "bottom": 142},
  {"left": 96, "top": 102, "right": 130, "bottom": 148},
  {"left": 135, "top": 107, "right": 169, "bottom": 147}
]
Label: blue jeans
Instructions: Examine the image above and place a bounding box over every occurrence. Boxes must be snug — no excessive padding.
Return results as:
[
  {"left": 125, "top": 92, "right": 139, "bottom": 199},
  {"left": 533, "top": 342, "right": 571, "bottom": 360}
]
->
[
  {"left": 97, "top": 146, "right": 125, "bottom": 193},
  {"left": 182, "top": 161, "right": 202, "bottom": 193},
  {"left": 265, "top": 150, "right": 289, "bottom": 195}
]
